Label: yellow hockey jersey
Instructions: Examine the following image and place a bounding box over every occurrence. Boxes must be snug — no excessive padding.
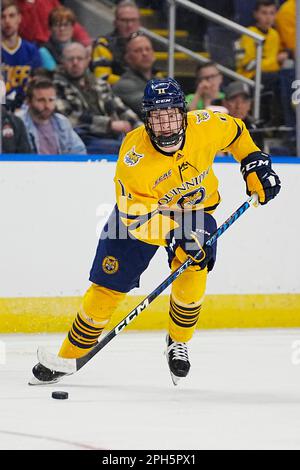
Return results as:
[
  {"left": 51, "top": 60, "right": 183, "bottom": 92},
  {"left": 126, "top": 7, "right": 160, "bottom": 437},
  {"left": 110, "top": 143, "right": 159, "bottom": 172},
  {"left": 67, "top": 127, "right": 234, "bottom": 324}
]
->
[
  {"left": 276, "top": 0, "right": 296, "bottom": 53},
  {"left": 237, "top": 26, "right": 281, "bottom": 79},
  {"left": 115, "top": 110, "right": 259, "bottom": 245}
]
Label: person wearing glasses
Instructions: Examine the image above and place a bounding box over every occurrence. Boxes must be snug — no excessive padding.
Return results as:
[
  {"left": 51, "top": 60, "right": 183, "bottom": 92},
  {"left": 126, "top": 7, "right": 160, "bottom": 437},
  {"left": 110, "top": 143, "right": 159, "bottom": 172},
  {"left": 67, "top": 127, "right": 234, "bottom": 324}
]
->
[
  {"left": 186, "top": 62, "right": 227, "bottom": 113},
  {"left": 39, "top": 6, "right": 81, "bottom": 71},
  {"left": 92, "top": 0, "right": 141, "bottom": 85}
]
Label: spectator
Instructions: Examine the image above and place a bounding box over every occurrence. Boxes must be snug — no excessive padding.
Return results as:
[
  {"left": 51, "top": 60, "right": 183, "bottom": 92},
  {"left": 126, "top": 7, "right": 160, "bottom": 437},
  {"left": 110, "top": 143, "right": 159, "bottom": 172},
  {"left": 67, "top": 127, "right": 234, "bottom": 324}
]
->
[
  {"left": 224, "top": 81, "right": 264, "bottom": 149},
  {"left": 17, "top": 0, "right": 92, "bottom": 47},
  {"left": 236, "top": 0, "right": 288, "bottom": 124},
  {"left": 54, "top": 42, "right": 141, "bottom": 154},
  {"left": 276, "top": 0, "right": 296, "bottom": 137},
  {"left": 13, "top": 67, "right": 55, "bottom": 115},
  {"left": 2, "top": 104, "right": 31, "bottom": 153},
  {"left": 276, "top": 0, "right": 296, "bottom": 58},
  {"left": 112, "top": 32, "right": 162, "bottom": 118},
  {"left": 18, "top": 78, "right": 86, "bottom": 155},
  {"left": 92, "top": 0, "right": 141, "bottom": 84},
  {"left": 186, "top": 62, "right": 226, "bottom": 112},
  {"left": 39, "top": 6, "right": 78, "bottom": 71},
  {"left": 1, "top": 0, "right": 42, "bottom": 111},
  {"left": 237, "top": 0, "right": 287, "bottom": 80}
]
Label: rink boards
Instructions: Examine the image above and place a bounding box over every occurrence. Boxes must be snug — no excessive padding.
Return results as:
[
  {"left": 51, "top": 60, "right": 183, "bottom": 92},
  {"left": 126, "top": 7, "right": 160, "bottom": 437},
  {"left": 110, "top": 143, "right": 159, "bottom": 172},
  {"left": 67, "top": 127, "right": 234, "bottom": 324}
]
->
[
  {"left": 0, "top": 156, "right": 299, "bottom": 332},
  {"left": 0, "top": 293, "right": 300, "bottom": 332}
]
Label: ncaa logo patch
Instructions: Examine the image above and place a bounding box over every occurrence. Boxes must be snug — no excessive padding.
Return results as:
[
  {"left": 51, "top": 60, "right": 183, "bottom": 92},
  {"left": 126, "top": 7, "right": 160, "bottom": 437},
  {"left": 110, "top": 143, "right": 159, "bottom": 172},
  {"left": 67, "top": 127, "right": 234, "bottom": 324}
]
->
[
  {"left": 177, "top": 187, "right": 206, "bottom": 209},
  {"left": 124, "top": 147, "right": 144, "bottom": 167},
  {"left": 102, "top": 256, "right": 119, "bottom": 275}
]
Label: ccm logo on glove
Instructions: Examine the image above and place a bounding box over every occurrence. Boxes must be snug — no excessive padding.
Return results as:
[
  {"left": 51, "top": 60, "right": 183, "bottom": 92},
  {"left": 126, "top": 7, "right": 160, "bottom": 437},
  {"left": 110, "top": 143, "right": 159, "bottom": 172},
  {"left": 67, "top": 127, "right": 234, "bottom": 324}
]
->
[{"left": 241, "top": 156, "right": 270, "bottom": 176}]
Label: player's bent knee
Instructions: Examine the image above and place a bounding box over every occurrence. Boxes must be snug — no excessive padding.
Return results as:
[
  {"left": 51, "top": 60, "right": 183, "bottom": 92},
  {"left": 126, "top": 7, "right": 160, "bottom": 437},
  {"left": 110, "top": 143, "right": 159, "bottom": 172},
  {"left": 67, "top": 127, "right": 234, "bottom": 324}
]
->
[
  {"left": 82, "top": 283, "right": 126, "bottom": 324},
  {"left": 171, "top": 258, "right": 208, "bottom": 305}
]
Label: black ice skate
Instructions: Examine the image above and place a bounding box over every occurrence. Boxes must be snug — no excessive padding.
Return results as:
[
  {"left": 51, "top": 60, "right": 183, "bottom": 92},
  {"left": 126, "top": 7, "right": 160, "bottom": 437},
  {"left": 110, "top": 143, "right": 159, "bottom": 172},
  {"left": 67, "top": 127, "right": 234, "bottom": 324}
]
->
[
  {"left": 28, "top": 362, "right": 67, "bottom": 386},
  {"left": 165, "top": 335, "right": 190, "bottom": 386}
]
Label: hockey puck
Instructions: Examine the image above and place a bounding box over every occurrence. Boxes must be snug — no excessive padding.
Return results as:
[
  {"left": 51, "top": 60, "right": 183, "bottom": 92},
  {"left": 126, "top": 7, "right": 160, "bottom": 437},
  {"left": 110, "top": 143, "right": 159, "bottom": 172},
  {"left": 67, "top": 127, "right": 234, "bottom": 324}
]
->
[{"left": 51, "top": 391, "right": 68, "bottom": 400}]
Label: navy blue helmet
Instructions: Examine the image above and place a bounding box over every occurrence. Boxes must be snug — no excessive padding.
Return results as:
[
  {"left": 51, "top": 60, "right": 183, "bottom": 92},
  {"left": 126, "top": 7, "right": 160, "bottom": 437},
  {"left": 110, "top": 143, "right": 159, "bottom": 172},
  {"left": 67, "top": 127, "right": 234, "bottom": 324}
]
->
[{"left": 142, "top": 78, "right": 187, "bottom": 148}]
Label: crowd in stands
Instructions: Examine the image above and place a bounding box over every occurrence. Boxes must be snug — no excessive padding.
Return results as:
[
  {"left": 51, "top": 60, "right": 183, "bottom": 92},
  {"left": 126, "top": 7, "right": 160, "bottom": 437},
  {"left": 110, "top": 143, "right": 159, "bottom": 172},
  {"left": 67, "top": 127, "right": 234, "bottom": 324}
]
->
[
  {"left": 54, "top": 42, "right": 141, "bottom": 154},
  {"left": 92, "top": 1, "right": 141, "bottom": 84},
  {"left": 1, "top": 0, "right": 297, "bottom": 156}
]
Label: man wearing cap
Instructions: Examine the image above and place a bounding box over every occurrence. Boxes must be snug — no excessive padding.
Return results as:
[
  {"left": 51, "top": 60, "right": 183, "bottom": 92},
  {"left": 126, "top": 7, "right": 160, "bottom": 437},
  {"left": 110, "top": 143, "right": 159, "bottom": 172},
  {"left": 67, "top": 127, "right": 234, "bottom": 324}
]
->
[{"left": 224, "top": 81, "right": 264, "bottom": 149}]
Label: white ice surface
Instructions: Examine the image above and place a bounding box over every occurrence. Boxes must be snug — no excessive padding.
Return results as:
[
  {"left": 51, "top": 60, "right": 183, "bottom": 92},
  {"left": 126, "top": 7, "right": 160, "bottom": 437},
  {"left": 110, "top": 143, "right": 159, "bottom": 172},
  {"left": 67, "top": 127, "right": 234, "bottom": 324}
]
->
[{"left": 1, "top": 329, "right": 300, "bottom": 450}]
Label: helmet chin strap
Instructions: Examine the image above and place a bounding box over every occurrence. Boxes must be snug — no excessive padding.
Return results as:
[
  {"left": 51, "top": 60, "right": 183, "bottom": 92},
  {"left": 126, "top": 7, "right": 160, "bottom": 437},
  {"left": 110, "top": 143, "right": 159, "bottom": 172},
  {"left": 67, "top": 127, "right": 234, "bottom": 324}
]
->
[
  {"left": 157, "top": 135, "right": 184, "bottom": 152},
  {"left": 152, "top": 127, "right": 184, "bottom": 148}
]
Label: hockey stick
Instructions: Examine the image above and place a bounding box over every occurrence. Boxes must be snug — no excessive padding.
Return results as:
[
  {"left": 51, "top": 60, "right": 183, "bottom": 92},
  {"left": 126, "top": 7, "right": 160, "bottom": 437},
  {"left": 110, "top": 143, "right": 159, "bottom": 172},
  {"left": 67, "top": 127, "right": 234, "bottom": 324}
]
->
[{"left": 37, "top": 193, "right": 259, "bottom": 375}]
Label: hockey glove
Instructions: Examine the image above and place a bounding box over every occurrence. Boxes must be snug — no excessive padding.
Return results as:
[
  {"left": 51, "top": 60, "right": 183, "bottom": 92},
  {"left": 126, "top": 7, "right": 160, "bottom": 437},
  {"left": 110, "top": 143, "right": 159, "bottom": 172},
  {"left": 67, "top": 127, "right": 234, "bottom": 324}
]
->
[
  {"left": 166, "top": 211, "right": 217, "bottom": 271},
  {"left": 241, "top": 151, "right": 281, "bottom": 205}
]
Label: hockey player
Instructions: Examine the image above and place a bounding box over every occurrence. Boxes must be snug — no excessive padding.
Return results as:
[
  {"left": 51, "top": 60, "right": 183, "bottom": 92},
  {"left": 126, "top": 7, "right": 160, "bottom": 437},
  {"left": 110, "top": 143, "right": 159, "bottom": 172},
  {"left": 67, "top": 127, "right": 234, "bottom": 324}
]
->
[{"left": 30, "top": 78, "right": 281, "bottom": 386}]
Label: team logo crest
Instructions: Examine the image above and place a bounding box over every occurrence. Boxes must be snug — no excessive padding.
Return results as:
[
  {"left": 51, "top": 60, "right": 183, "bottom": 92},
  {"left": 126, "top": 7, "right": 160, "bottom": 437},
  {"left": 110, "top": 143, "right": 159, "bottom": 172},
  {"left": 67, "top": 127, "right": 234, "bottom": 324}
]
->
[
  {"left": 177, "top": 188, "right": 206, "bottom": 209},
  {"left": 124, "top": 147, "right": 144, "bottom": 167},
  {"left": 194, "top": 110, "right": 211, "bottom": 124},
  {"left": 102, "top": 256, "right": 119, "bottom": 275}
]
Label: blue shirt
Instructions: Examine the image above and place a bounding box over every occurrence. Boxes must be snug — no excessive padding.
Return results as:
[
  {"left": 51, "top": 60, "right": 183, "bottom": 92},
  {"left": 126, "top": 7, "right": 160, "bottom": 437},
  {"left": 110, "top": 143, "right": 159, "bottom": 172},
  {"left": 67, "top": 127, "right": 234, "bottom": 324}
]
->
[{"left": 2, "top": 37, "right": 42, "bottom": 105}]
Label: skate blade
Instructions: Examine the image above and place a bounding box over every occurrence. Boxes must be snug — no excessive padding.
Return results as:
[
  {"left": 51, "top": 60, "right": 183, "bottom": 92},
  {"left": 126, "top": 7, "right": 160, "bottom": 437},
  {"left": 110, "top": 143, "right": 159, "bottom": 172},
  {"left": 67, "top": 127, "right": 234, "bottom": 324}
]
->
[
  {"left": 28, "top": 375, "right": 62, "bottom": 386},
  {"left": 170, "top": 372, "right": 181, "bottom": 386},
  {"left": 164, "top": 350, "right": 181, "bottom": 386}
]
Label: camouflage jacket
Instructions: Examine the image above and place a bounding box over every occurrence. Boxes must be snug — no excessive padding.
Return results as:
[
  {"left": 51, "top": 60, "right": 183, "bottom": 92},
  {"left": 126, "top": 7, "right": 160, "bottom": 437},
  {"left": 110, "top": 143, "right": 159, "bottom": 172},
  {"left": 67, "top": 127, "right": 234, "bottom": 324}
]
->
[{"left": 53, "top": 68, "right": 142, "bottom": 137}]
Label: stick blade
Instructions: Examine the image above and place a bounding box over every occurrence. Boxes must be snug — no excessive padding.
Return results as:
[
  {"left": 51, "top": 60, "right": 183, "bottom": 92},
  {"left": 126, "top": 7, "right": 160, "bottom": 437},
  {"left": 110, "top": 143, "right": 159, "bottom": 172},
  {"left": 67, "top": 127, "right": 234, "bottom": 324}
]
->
[{"left": 37, "top": 346, "right": 77, "bottom": 374}]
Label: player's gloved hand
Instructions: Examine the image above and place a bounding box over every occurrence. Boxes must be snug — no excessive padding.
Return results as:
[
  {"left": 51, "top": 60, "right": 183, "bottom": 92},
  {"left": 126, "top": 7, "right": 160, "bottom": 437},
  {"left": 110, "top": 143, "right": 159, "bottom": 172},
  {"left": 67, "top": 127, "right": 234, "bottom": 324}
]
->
[
  {"left": 165, "top": 212, "right": 217, "bottom": 271},
  {"left": 240, "top": 151, "right": 281, "bottom": 205}
]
